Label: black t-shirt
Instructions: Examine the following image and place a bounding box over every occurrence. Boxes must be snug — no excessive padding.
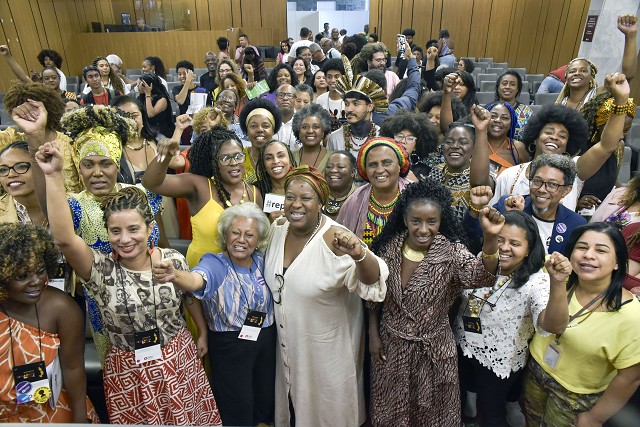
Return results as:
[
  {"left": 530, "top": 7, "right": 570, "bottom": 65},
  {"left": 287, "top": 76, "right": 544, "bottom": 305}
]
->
[
  {"left": 171, "top": 84, "right": 196, "bottom": 115},
  {"left": 200, "top": 73, "right": 217, "bottom": 93}
]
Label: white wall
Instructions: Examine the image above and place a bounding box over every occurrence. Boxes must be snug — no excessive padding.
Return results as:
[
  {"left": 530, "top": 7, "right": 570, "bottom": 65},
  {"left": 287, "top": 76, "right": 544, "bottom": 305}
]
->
[
  {"left": 578, "top": 0, "right": 640, "bottom": 86},
  {"left": 286, "top": 1, "right": 369, "bottom": 40}
]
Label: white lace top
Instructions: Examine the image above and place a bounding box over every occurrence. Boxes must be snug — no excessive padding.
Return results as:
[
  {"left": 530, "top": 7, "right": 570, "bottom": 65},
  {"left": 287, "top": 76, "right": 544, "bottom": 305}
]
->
[{"left": 453, "top": 269, "right": 550, "bottom": 378}]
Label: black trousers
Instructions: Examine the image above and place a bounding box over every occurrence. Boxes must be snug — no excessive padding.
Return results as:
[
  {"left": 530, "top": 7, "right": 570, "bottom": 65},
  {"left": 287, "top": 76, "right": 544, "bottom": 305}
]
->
[
  {"left": 459, "top": 352, "right": 525, "bottom": 427},
  {"left": 208, "top": 324, "right": 276, "bottom": 426}
]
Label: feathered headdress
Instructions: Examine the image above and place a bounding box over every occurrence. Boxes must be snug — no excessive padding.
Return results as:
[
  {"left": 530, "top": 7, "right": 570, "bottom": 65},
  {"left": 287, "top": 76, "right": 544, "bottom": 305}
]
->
[{"left": 335, "top": 55, "right": 388, "bottom": 112}]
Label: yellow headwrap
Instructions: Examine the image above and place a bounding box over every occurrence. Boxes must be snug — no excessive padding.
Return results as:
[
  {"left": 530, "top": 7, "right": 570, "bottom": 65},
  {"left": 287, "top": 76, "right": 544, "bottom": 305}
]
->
[
  {"left": 246, "top": 108, "right": 275, "bottom": 129},
  {"left": 75, "top": 126, "right": 122, "bottom": 166}
]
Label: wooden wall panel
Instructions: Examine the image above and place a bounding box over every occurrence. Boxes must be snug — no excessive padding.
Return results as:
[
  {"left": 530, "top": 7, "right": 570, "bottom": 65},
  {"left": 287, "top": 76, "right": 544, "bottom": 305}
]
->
[
  {"left": 212, "top": 1, "right": 233, "bottom": 31},
  {"left": 241, "top": 0, "right": 263, "bottom": 28},
  {"left": 411, "top": 0, "right": 434, "bottom": 48},
  {"left": 467, "top": 0, "right": 492, "bottom": 58},
  {"left": 441, "top": 0, "right": 474, "bottom": 60}
]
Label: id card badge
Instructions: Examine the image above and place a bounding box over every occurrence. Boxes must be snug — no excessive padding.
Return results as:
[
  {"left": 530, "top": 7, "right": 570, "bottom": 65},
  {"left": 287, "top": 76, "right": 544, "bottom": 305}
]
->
[
  {"left": 13, "top": 361, "right": 51, "bottom": 404},
  {"left": 134, "top": 328, "right": 162, "bottom": 364},
  {"left": 49, "top": 262, "right": 67, "bottom": 292},
  {"left": 462, "top": 316, "right": 485, "bottom": 348},
  {"left": 544, "top": 342, "right": 562, "bottom": 369},
  {"left": 46, "top": 355, "right": 62, "bottom": 409},
  {"left": 238, "top": 310, "right": 266, "bottom": 341}
]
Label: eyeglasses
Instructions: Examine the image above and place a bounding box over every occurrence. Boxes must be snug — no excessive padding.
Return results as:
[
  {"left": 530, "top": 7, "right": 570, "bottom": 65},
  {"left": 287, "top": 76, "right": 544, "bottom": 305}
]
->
[
  {"left": 394, "top": 133, "right": 418, "bottom": 144},
  {"left": 0, "top": 162, "right": 31, "bottom": 177},
  {"left": 217, "top": 152, "right": 246, "bottom": 166},
  {"left": 217, "top": 96, "right": 236, "bottom": 104},
  {"left": 273, "top": 274, "right": 285, "bottom": 304},
  {"left": 529, "top": 178, "right": 568, "bottom": 193},
  {"left": 276, "top": 93, "right": 295, "bottom": 99}
]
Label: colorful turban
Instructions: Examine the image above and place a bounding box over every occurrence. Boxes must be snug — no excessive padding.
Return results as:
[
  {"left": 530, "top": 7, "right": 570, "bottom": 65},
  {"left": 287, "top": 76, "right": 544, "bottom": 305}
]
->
[
  {"left": 356, "top": 137, "right": 410, "bottom": 181},
  {"left": 284, "top": 165, "right": 330, "bottom": 205},
  {"left": 75, "top": 126, "right": 123, "bottom": 166}
]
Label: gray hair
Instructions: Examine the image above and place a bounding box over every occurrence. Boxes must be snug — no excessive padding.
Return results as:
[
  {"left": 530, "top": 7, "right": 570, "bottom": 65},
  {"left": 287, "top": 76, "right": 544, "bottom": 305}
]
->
[
  {"left": 530, "top": 153, "right": 577, "bottom": 186},
  {"left": 295, "top": 83, "right": 314, "bottom": 99},
  {"left": 308, "top": 43, "right": 321, "bottom": 53},
  {"left": 216, "top": 202, "right": 271, "bottom": 251},
  {"left": 292, "top": 103, "right": 332, "bottom": 139}
]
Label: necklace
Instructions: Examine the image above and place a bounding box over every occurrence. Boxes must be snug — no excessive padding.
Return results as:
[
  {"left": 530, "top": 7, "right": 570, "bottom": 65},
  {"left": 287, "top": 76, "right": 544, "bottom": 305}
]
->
[
  {"left": 468, "top": 275, "right": 512, "bottom": 316},
  {"left": 299, "top": 146, "right": 323, "bottom": 169},
  {"left": 224, "top": 182, "right": 249, "bottom": 207},
  {"left": 369, "top": 190, "right": 400, "bottom": 214},
  {"left": 364, "top": 189, "right": 400, "bottom": 246},
  {"left": 323, "top": 184, "right": 356, "bottom": 215},
  {"left": 343, "top": 123, "right": 376, "bottom": 153},
  {"left": 443, "top": 164, "right": 469, "bottom": 178},
  {"left": 285, "top": 215, "right": 324, "bottom": 249},
  {"left": 126, "top": 139, "right": 148, "bottom": 151},
  {"left": 402, "top": 241, "right": 427, "bottom": 262}
]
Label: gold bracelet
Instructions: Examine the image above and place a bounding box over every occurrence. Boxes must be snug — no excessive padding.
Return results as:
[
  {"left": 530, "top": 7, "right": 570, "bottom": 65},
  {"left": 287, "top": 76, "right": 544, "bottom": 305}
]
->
[
  {"left": 611, "top": 102, "right": 631, "bottom": 115},
  {"left": 469, "top": 204, "right": 482, "bottom": 213},
  {"left": 481, "top": 250, "right": 499, "bottom": 260}
]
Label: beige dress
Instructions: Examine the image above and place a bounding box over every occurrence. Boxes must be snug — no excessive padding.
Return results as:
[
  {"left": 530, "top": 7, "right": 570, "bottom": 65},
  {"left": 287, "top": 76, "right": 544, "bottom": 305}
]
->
[{"left": 264, "top": 216, "right": 388, "bottom": 427}]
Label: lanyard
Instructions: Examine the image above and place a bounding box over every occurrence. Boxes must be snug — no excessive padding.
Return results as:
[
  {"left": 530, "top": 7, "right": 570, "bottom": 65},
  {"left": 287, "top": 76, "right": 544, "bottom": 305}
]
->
[
  {"left": 228, "top": 253, "right": 271, "bottom": 313},
  {"left": 555, "top": 285, "right": 607, "bottom": 342},
  {"left": 465, "top": 276, "right": 512, "bottom": 317},
  {"left": 1, "top": 304, "right": 43, "bottom": 369},
  {"left": 116, "top": 254, "right": 160, "bottom": 343}
]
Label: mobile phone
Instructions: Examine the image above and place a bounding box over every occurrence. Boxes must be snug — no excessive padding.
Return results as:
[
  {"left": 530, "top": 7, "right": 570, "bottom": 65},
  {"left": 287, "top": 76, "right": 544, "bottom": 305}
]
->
[{"left": 397, "top": 34, "right": 407, "bottom": 59}]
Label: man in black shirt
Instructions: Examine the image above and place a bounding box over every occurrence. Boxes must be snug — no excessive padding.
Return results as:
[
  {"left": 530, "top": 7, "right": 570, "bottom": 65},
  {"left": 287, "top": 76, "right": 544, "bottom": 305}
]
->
[{"left": 199, "top": 51, "right": 218, "bottom": 92}]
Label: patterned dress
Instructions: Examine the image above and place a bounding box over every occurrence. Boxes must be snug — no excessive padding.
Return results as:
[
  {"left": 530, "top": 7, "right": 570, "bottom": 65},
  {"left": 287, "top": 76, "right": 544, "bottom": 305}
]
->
[
  {"left": 370, "top": 233, "right": 495, "bottom": 427},
  {"left": 81, "top": 248, "right": 221, "bottom": 425},
  {"left": 0, "top": 314, "right": 100, "bottom": 422},
  {"left": 513, "top": 102, "right": 533, "bottom": 141},
  {"left": 428, "top": 163, "right": 471, "bottom": 223}
]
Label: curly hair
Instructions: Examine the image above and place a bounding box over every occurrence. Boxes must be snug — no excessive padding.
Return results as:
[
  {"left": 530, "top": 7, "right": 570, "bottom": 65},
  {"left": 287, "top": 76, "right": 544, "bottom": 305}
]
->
[
  {"left": 37, "top": 49, "right": 63, "bottom": 68},
  {"left": 500, "top": 211, "right": 546, "bottom": 289},
  {"left": 371, "top": 179, "right": 467, "bottom": 254},
  {"left": 379, "top": 110, "right": 439, "bottom": 161},
  {"left": 520, "top": 104, "right": 588, "bottom": 157},
  {"left": 0, "top": 223, "right": 60, "bottom": 299},
  {"left": 221, "top": 73, "right": 247, "bottom": 101},
  {"left": 111, "top": 95, "right": 158, "bottom": 141},
  {"left": 321, "top": 58, "right": 345, "bottom": 75},
  {"left": 238, "top": 98, "right": 283, "bottom": 134},
  {"left": 191, "top": 107, "right": 229, "bottom": 134},
  {"left": 495, "top": 70, "right": 523, "bottom": 101},
  {"left": 266, "top": 63, "right": 299, "bottom": 92},
  {"left": 564, "top": 222, "right": 627, "bottom": 311},
  {"left": 187, "top": 125, "right": 243, "bottom": 206},
  {"left": 4, "top": 83, "right": 65, "bottom": 132},
  {"left": 530, "top": 153, "right": 577, "bottom": 186},
  {"left": 417, "top": 90, "right": 467, "bottom": 124},
  {"left": 175, "top": 60, "right": 194, "bottom": 73},
  {"left": 101, "top": 186, "right": 154, "bottom": 227},
  {"left": 292, "top": 57, "right": 312, "bottom": 82},
  {"left": 92, "top": 56, "right": 125, "bottom": 94},
  {"left": 144, "top": 56, "right": 167, "bottom": 79},
  {"left": 61, "top": 104, "right": 138, "bottom": 145},
  {"left": 215, "top": 59, "right": 239, "bottom": 85},
  {"left": 292, "top": 103, "right": 332, "bottom": 140},
  {"left": 217, "top": 202, "right": 271, "bottom": 250},
  {"left": 254, "top": 140, "right": 297, "bottom": 196}
]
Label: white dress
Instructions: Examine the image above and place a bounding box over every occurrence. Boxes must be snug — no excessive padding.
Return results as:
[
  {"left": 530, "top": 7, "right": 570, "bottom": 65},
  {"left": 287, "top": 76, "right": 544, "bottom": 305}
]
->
[{"left": 264, "top": 216, "right": 388, "bottom": 427}]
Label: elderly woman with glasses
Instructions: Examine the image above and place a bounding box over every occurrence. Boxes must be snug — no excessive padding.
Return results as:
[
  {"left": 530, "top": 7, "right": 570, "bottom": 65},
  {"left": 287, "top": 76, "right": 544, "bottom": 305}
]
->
[
  {"left": 264, "top": 166, "right": 388, "bottom": 427},
  {"left": 154, "top": 202, "right": 275, "bottom": 427}
]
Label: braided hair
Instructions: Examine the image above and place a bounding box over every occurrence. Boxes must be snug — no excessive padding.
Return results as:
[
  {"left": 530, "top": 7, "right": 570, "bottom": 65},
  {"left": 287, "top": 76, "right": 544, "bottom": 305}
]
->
[
  {"left": 486, "top": 101, "right": 518, "bottom": 164},
  {"left": 187, "top": 125, "right": 243, "bottom": 207},
  {"left": 371, "top": 179, "right": 466, "bottom": 254},
  {"left": 254, "top": 140, "right": 297, "bottom": 196},
  {"left": 581, "top": 90, "right": 613, "bottom": 144},
  {"left": 101, "top": 186, "right": 154, "bottom": 227}
]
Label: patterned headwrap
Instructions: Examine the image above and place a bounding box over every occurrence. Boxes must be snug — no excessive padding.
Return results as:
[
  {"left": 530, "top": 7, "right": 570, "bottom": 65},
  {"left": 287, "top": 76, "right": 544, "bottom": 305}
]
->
[
  {"left": 284, "top": 165, "right": 330, "bottom": 205},
  {"left": 555, "top": 58, "right": 599, "bottom": 104},
  {"left": 595, "top": 97, "right": 636, "bottom": 128},
  {"left": 75, "top": 126, "right": 122, "bottom": 166},
  {"left": 356, "top": 137, "right": 410, "bottom": 181}
]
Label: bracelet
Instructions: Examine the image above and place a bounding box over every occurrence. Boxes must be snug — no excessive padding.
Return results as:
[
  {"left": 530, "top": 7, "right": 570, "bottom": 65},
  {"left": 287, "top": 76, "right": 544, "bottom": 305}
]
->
[
  {"left": 469, "top": 204, "right": 483, "bottom": 213},
  {"left": 611, "top": 101, "right": 632, "bottom": 115},
  {"left": 481, "top": 250, "right": 499, "bottom": 260},
  {"left": 353, "top": 242, "right": 368, "bottom": 263}
]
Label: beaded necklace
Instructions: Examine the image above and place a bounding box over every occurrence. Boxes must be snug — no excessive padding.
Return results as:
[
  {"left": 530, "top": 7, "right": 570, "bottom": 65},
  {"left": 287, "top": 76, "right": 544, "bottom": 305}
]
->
[
  {"left": 468, "top": 275, "right": 512, "bottom": 317},
  {"left": 363, "top": 189, "right": 400, "bottom": 247},
  {"left": 343, "top": 123, "right": 376, "bottom": 154},
  {"left": 323, "top": 184, "right": 356, "bottom": 216}
]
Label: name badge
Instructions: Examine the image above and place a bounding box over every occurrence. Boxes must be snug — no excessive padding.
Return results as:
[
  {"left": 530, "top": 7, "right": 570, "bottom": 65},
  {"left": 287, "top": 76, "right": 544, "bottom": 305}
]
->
[
  {"left": 263, "top": 193, "right": 285, "bottom": 213},
  {"left": 544, "top": 342, "right": 562, "bottom": 369},
  {"left": 134, "top": 328, "right": 162, "bottom": 364},
  {"left": 462, "top": 316, "right": 485, "bottom": 347},
  {"left": 49, "top": 262, "right": 68, "bottom": 292},
  {"left": 13, "top": 361, "right": 51, "bottom": 404},
  {"left": 46, "top": 355, "right": 62, "bottom": 409},
  {"left": 238, "top": 310, "right": 266, "bottom": 341}
]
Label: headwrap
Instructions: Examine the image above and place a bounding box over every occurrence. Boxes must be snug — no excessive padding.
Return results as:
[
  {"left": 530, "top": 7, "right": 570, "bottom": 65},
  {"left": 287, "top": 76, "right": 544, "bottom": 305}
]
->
[
  {"left": 246, "top": 108, "right": 276, "bottom": 129},
  {"left": 336, "top": 55, "right": 388, "bottom": 112},
  {"left": 284, "top": 165, "right": 330, "bottom": 205},
  {"left": 356, "top": 137, "right": 410, "bottom": 181},
  {"left": 555, "top": 58, "right": 599, "bottom": 104},
  {"left": 595, "top": 97, "right": 636, "bottom": 128},
  {"left": 75, "top": 126, "right": 122, "bottom": 166}
]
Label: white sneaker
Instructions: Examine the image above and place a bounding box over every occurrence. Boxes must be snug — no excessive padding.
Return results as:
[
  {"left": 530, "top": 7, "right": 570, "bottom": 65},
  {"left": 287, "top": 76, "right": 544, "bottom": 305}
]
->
[
  {"left": 463, "top": 391, "right": 477, "bottom": 418},
  {"left": 505, "top": 401, "right": 525, "bottom": 427}
]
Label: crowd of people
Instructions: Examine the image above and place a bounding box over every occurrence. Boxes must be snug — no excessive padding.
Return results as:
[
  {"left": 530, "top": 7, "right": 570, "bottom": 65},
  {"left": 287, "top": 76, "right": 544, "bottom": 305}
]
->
[{"left": 0, "top": 13, "right": 639, "bottom": 427}]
